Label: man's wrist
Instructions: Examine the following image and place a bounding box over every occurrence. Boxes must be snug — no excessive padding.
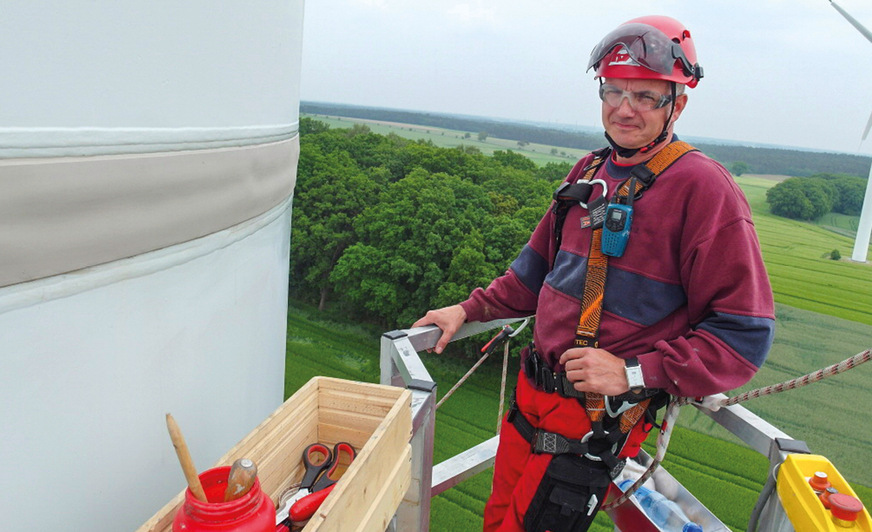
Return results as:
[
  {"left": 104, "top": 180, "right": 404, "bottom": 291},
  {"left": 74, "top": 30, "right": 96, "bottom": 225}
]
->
[{"left": 624, "top": 357, "right": 645, "bottom": 392}]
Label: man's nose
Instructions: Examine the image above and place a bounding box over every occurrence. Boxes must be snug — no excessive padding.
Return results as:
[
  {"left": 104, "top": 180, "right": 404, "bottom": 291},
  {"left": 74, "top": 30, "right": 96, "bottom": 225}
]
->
[{"left": 615, "top": 94, "right": 636, "bottom": 114}]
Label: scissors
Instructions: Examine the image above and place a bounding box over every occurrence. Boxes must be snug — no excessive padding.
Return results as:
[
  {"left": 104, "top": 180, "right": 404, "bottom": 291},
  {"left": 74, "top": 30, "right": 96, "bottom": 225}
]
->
[{"left": 276, "top": 442, "right": 356, "bottom": 529}]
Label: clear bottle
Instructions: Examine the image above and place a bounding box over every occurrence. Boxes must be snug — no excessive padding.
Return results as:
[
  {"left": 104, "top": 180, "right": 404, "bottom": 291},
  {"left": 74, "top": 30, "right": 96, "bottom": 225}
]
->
[{"left": 618, "top": 479, "right": 703, "bottom": 532}]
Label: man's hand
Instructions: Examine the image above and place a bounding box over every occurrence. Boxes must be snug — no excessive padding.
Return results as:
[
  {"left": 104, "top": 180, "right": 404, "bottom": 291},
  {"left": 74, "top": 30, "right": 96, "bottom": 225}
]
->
[
  {"left": 558, "top": 347, "right": 629, "bottom": 395},
  {"left": 411, "top": 305, "right": 467, "bottom": 354}
]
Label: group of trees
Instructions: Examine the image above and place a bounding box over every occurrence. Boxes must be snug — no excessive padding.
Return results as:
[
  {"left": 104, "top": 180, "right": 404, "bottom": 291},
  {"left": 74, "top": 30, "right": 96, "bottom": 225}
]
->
[
  {"left": 765, "top": 173, "right": 867, "bottom": 220},
  {"left": 291, "top": 118, "right": 571, "bottom": 328}
]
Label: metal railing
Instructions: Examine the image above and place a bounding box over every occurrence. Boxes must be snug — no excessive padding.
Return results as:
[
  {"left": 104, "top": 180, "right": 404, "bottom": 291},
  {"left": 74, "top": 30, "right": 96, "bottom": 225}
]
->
[{"left": 380, "top": 318, "right": 800, "bottom": 532}]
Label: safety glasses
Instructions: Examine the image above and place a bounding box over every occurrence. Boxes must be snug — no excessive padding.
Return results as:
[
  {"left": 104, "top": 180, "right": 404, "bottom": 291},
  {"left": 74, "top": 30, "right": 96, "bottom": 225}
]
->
[
  {"left": 598, "top": 83, "right": 673, "bottom": 112},
  {"left": 587, "top": 22, "right": 696, "bottom": 78}
]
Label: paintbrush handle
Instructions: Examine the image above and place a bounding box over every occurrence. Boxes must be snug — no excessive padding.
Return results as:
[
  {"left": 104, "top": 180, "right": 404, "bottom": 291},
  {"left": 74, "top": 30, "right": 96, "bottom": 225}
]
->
[
  {"left": 224, "top": 458, "right": 257, "bottom": 502},
  {"left": 166, "top": 413, "right": 208, "bottom": 502}
]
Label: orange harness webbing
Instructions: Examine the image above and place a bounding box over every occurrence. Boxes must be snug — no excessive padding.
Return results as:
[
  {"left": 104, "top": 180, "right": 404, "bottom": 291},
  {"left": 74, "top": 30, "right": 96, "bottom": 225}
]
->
[{"left": 572, "top": 141, "right": 697, "bottom": 435}]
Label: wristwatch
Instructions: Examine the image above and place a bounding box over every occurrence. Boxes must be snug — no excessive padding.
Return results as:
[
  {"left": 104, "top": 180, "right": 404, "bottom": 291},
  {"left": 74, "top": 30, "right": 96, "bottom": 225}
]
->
[{"left": 624, "top": 357, "right": 645, "bottom": 393}]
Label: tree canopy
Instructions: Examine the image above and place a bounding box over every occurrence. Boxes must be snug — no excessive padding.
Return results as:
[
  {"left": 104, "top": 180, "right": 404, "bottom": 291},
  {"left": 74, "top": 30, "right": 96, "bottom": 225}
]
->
[
  {"left": 291, "top": 118, "right": 557, "bottom": 328},
  {"left": 766, "top": 173, "right": 864, "bottom": 220}
]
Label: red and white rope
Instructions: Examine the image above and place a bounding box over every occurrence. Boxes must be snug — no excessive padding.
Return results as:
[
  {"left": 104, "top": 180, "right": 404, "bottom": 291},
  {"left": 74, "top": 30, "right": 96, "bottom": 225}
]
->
[{"left": 678, "top": 349, "right": 872, "bottom": 408}]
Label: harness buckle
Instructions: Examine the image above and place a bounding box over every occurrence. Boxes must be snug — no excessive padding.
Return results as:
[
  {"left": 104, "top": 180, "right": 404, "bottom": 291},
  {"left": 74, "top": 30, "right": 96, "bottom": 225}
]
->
[
  {"left": 524, "top": 351, "right": 540, "bottom": 385},
  {"left": 580, "top": 430, "right": 620, "bottom": 462}
]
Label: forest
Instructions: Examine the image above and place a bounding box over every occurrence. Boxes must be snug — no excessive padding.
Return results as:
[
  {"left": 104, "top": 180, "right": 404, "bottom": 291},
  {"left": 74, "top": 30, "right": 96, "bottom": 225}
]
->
[
  {"left": 301, "top": 102, "right": 872, "bottom": 178},
  {"left": 291, "top": 117, "right": 568, "bottom": 329}
]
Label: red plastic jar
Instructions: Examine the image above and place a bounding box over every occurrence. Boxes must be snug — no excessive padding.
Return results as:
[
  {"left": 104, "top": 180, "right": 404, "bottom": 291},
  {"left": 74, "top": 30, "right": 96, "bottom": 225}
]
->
[{"left": 173, "top": 466, "right": 275, "bottom": 531}]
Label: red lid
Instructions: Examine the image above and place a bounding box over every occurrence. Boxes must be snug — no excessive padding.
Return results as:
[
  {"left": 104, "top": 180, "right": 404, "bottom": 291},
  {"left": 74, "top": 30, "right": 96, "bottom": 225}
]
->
[
  {"left": 829, "top": 493, "right": 864, "bottom": 522},
  {"left": 809, "top": 471, "right": 831, "bottom": 491}
]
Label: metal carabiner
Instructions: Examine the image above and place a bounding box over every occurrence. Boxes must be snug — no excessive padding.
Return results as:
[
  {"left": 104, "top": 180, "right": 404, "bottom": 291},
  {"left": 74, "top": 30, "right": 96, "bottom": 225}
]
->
[
  {"left": 604, "top": 396, "right": 636, "bottom": 418},
  {"left": 577, "top": 179, "right": 608, "bottom": 210}
]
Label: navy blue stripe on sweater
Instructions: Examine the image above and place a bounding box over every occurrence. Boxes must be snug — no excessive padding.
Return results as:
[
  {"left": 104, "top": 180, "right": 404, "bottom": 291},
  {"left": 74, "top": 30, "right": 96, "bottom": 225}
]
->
[
  {"left": 509, "top": 245, "right": 549, "bottom": 295},
  {"left": 545, "top": 250, "right": 587, "bottom": 299},
  {"left": 696, "top": 312, "right": 775, "bottom": 368},
  {"left": 603, "top": 267, "right": 687, "bottom": 326},
  {"left": 544, "top": 250, "right": 687, "bottom": 326}
]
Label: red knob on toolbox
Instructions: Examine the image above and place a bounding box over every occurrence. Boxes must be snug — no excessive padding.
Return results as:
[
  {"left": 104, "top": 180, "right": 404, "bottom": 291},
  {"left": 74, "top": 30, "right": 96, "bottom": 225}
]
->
[
  {"left": 829, "top": 493, "right": 864, "bottom": 527},
  {"left": 808, "top": 471, "right": 831, "bottom": 493}
]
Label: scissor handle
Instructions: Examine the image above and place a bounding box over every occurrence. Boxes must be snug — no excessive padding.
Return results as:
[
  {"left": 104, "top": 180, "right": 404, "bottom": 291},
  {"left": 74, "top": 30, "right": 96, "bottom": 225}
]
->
[
  {"left": 311, "top": 442, "right": 355, "bottom": 492},
  {"left": 300, "top": 443, "right": 332, "bottom": 489}
]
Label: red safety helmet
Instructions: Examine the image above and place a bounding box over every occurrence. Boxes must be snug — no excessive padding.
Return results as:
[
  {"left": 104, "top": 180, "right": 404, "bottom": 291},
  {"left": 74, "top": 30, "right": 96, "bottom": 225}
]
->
[{"left": 587, "top": 15, "right": 703, "bottom": 88}]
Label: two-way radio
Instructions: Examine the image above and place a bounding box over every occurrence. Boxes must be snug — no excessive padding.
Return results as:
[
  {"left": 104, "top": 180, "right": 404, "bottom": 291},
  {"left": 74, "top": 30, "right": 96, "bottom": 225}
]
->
[{"left": 601, "top": 177, "right": 636, "bottom": 258}]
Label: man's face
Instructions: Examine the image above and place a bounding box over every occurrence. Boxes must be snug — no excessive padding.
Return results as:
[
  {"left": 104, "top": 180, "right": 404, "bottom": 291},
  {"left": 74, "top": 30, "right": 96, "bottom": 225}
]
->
[{"left": 601, "top": 77, "right": 685, "bottom": 150}]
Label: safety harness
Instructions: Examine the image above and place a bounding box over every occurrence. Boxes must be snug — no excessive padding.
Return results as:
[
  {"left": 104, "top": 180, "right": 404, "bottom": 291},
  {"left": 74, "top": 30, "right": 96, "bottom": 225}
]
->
[{"left": 510, "top": 141, "right": 697, "bottom": 532}]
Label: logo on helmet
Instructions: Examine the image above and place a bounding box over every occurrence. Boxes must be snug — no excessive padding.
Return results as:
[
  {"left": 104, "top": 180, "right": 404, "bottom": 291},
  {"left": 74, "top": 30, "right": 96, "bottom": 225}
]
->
[{"left": 608, "top": 46, "right": 641, "bottom": 68}]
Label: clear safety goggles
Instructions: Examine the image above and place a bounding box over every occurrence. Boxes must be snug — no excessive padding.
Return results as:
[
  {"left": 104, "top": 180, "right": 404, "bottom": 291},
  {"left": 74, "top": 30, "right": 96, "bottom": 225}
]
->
[
  {"left": 586, "top": 22, "right": 696, "bottom": 78},
  {"left": 598, "top": 83, "right": 673, "bottom": 112}
]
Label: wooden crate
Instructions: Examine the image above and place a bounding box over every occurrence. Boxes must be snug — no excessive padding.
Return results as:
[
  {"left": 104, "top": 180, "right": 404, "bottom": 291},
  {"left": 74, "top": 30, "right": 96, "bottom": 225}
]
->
[{"left": 138, "top": 377, "right": 413, "bottom": 532}]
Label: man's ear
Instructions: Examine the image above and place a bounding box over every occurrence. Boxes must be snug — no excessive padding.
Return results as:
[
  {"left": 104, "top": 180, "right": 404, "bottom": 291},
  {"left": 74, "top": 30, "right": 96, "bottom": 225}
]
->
[{"left": 670, "top": 93, "right": 688, "bottom": 125}]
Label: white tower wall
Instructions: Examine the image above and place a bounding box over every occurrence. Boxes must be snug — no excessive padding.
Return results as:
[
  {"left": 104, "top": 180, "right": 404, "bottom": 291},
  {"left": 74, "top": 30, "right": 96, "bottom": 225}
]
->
[{"left": 0, "top": 1, "right": 304, "bottom": 530}]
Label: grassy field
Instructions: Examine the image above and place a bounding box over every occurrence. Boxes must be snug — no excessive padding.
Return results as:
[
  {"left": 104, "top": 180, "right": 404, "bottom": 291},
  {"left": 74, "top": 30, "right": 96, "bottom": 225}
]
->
[
  {"left": 284, "top": 301, "right": 872, "bottom": 532},
  {"left": 736, "top": 175, "right": 872, "bottom": 325},
  {"left": 815, "top": 211, "right": 861, "bottom": 237},
  {"left": 303, "top": 114, "right": 588, "bottom": 166}
]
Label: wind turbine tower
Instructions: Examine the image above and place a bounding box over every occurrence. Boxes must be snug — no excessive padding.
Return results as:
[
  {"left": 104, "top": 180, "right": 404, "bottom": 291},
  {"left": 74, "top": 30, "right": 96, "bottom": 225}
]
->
[{"left": 829, "top": 0, "right": 872, "bottom": 262}]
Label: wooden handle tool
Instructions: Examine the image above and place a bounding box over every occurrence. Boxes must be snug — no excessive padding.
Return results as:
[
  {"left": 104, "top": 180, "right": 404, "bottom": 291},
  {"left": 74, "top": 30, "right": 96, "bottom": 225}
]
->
[
  {"left": 224, "top": 458, "right": 257, "bottom": 502},
  {"left": 166, "top": 413, "right": 208, "bottom": 502}
]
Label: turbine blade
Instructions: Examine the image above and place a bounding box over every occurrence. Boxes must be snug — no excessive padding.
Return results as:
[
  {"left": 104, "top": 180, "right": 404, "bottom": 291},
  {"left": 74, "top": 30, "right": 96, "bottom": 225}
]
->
[
  {"left": 829, "top": 1, "right": 872, "bottom": 45},
  {"left": 864, "top": 109, "right": 872, "bottom": 141}
]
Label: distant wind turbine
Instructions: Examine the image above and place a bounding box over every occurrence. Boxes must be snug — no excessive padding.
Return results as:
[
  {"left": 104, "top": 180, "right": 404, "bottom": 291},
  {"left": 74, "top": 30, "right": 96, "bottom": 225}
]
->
[{"left": 828, "top": 0, "right": 872, "bottom": 262}]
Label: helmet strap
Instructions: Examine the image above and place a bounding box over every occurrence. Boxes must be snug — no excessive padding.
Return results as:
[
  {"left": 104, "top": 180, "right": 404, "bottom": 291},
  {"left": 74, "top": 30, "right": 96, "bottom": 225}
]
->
[{"left": 604, "top": 82, "right": 677, "bottom": 159}]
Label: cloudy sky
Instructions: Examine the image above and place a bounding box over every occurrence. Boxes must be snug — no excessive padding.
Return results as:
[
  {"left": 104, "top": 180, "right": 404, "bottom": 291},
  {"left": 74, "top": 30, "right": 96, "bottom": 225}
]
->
[{"left": 300, "top": 0, "right": 872, "bottom": 157}]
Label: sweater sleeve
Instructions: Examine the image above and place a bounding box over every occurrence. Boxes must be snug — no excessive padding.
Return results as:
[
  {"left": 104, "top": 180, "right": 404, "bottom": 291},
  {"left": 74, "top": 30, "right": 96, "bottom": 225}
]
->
[{"left": 638, "top": 163, "right": 775, "bottom": 397}]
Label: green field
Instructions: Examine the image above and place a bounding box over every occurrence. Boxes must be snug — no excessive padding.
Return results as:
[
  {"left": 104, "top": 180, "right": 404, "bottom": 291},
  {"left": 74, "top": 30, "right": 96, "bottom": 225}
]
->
[
  {"left": 303, "top": 114, "right": 588, "bottom": 166},
  {"left": 736, "top": 175, "right": 872, "bottom": 325},
  {"left": 815, "top": 211, "right": 862, "bottom": 237}
]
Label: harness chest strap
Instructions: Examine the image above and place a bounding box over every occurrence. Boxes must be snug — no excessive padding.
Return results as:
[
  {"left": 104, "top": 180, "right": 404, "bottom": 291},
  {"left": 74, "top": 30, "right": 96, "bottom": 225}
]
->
[{"left": 571, "top": 141, "right": 697, "bottom": 438}]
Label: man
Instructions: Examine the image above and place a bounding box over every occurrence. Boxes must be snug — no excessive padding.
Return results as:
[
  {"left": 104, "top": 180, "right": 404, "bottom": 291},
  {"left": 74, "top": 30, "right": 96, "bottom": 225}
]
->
[{"left": 413, "top": 15, "right": 774, "bottom": 532}]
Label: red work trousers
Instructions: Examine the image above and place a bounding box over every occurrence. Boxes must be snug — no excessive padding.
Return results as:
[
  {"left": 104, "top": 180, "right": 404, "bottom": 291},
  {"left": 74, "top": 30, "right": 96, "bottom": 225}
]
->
[{"left": 482, "top": 370, "right": 650, "bottom": 532}]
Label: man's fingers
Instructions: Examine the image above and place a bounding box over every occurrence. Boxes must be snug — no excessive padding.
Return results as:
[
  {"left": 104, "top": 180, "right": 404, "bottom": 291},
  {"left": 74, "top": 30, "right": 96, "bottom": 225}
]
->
[
  {"left": 410, "top": 316, "right": 431, "bottom": 329},
  {"left": 434, "top": 323, "right": 460, "bottom": 353},
  {"left": 411, "top": 305, "right": 466, "bottom": 354}
]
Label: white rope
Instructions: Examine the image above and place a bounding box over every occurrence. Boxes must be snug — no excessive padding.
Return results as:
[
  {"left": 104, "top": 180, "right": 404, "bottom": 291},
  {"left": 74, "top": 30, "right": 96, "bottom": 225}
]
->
[
  {"left": 497, "top": 340, "right": 510, "bottom": 434},
  {"left": 602, "top": 398, "right": 681, "bottom": 510},
  {"left": 435, "top": 349, "right": 492, "bottom": 410}
]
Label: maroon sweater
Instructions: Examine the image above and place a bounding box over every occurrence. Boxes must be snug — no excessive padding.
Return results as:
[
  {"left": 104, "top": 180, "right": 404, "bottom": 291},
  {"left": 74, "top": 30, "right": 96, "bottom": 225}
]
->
[{"left": 460, "top": 145, "right": 775, "bottom": 397}]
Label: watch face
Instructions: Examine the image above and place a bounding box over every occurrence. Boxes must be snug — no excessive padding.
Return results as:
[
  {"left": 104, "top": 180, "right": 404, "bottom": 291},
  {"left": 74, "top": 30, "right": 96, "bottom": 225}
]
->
[{"left": 625, "top": 362, "right": 644, "bottom": 390}]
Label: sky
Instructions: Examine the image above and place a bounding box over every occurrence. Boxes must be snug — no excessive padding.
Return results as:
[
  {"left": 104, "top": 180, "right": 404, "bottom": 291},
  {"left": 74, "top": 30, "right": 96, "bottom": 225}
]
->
[{"left": 300, "top": 0, "right": 872, "bottom": 157}]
